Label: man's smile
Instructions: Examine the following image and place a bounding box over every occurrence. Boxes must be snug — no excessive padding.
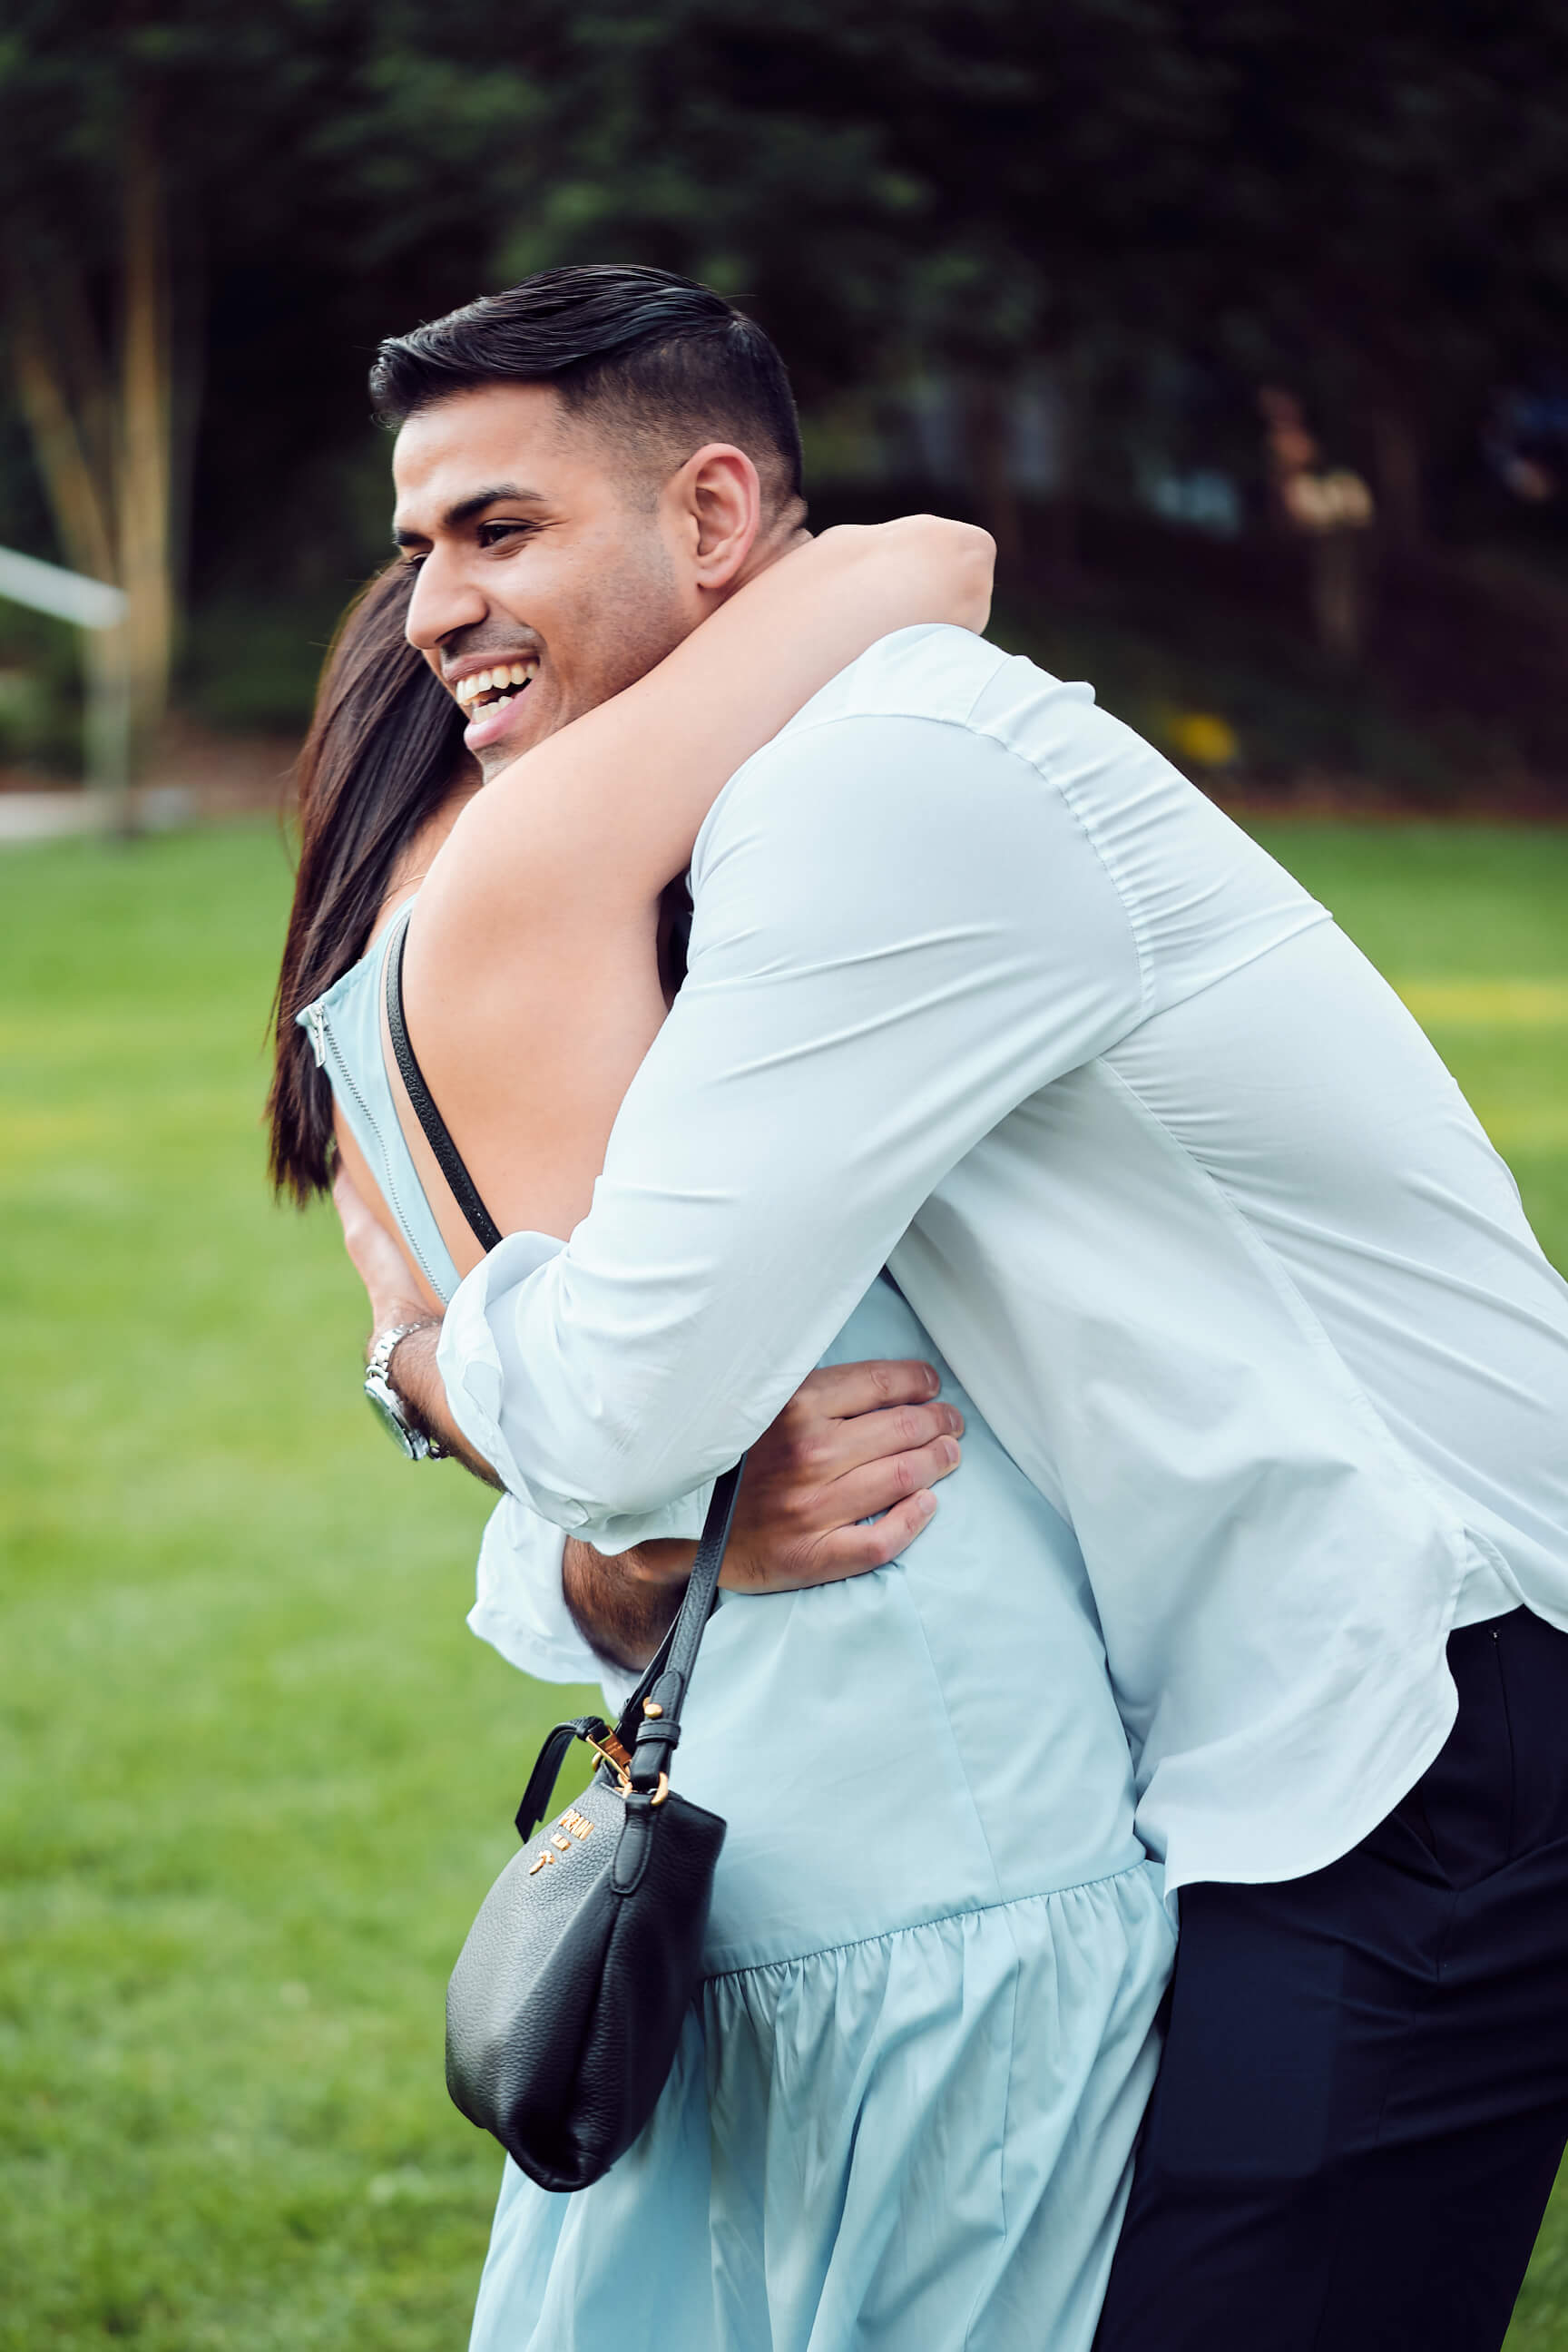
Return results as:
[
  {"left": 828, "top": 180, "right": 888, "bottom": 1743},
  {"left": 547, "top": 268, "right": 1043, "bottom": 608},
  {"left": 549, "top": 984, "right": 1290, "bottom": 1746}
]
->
[{"left": 444, "top": 654, "right": 542, "bottom": 753}]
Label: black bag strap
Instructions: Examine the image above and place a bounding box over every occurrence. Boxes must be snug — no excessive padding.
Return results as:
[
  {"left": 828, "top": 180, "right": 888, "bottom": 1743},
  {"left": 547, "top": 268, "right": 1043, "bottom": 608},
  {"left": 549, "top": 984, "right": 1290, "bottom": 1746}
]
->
[
  {"left": 515, "top": 1715, "right": 610, "bottom": 1840},
  {"left": 385, "top": 907, "right": 503, "bottom": 1255},
  {"left": 382, "top": 898, "right": 746, "bottom": 1820},
  {"left": 517, "top": 1455, "right": 745, "bottom": 1836},
  {"left": 616, "top": 1460, "right": 743, "bottom": 1788}
]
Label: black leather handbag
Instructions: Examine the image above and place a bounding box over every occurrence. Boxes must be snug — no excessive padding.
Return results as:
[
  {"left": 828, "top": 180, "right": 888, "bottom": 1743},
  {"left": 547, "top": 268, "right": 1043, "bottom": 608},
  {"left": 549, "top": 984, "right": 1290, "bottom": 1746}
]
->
[
  {"left": 385, "top": 915, "right": 741, "bottom": 2192},
  {"left": 446, "top": 1471, "right": 740, "bottom": 2190}
]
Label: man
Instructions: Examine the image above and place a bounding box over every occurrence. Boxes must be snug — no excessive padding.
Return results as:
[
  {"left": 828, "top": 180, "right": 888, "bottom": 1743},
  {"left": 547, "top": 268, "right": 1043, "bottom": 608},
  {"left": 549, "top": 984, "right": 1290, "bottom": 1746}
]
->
[{"left": 344, "top": 264, "right": 1568, "bottom": 2348}]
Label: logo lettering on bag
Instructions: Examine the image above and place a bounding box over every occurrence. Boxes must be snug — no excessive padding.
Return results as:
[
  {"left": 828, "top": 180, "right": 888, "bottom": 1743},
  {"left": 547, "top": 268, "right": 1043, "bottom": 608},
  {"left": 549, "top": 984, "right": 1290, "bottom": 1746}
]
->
[{"left": 525, "top": 1808, "right": 597, "bottom": 1878}]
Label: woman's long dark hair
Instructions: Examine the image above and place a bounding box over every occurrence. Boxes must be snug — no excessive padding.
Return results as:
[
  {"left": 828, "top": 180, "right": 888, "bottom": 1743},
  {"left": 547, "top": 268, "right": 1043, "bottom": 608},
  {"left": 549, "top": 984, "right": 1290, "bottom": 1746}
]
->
[{"left": 268, "top": 563, "right": 469, "bottom": 1204}]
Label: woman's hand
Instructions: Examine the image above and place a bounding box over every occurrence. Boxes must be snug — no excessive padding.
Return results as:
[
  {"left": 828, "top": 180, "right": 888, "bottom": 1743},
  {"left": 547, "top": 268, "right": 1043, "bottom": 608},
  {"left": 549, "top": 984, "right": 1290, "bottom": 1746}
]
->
[{"left": 813, "top": 515, "right": 996, "bottom": 640}]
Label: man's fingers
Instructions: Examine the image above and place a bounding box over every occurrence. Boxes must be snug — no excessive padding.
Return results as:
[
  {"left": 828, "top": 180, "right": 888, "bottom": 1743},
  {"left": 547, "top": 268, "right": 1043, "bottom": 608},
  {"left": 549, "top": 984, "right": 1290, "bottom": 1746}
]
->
[
  {"left": 790, "top": 1357, "right": 942, "bottom": 1421},
  {"left": 824, "top": 1438, "right": 961, "bottom": 1526},
  {"left": 816, "top": 1398, "right": 964, "bottom": 1479},
  {"left": 796, "top": 1490, "right": 941, "bottom": 1581},
  {"left": 730, "top": 1357, "right": 961, "bottom": 1597}
]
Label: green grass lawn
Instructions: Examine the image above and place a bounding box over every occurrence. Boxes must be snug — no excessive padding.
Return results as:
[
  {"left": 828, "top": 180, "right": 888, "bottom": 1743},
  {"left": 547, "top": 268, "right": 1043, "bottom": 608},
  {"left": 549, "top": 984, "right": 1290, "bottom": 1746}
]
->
[{"left": 2, "top": 819, "right": 1564, "bottom": 2349}]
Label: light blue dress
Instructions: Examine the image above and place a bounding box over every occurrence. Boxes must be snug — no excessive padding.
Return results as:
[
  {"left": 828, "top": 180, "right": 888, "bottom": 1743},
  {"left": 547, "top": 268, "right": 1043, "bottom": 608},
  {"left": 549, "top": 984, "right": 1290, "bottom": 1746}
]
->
[{"left": 302, "top": 906, "right": 1175, "bottom": 2352}]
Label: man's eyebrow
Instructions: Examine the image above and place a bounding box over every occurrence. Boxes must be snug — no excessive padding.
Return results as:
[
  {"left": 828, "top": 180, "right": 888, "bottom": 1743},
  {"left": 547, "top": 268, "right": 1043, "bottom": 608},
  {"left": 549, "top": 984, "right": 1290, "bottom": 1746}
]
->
[{"left": 392, "top": 483, "right": 549, "bottom": 549}]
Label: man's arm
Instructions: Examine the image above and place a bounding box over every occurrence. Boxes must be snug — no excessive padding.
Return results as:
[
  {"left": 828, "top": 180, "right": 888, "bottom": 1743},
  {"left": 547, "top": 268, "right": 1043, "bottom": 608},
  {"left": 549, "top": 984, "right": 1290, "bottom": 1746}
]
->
[
  {"left": 561, "top": 1535, "right": 690, "bottom": 1672},
  {"left": 331, "top": 1171, "right": 500, "bottom": 1483},
  {"left": 436, "top": 701, "right": 1146, "bottom": 1532},
  {"left": 558, "top": 1357, "right": 965, "bottom": 1667},
  {"left": 375, "top": 1319, "right": 500, "bottom": 1483},
  {"left": 368, "top": 1264, "right": 965, "bottom": 1670},
  {"left": 332, "top": 1200, "right": 689, "bottom": 1662},
  {"left": 334, "top": 1163, "right": 965, "bottom": 1666}
]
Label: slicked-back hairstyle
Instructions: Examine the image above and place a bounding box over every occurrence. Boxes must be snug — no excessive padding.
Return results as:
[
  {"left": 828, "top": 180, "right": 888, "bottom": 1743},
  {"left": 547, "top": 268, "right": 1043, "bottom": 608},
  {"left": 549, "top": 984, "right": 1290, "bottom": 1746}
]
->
[{"left": 368, "top": 264, "right": 805, "bottom": 516}]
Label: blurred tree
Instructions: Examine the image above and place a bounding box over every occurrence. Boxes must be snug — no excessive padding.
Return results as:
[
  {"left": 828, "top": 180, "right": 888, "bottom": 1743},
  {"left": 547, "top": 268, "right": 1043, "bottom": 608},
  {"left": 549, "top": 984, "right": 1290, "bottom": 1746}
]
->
[
  {"left": 567, "top": 0, "right": 1568, "bottom": 583},
  {"left": 1182, "top": 0, "right": 1568, "bottom": 555},
  {"left": 5, "top": 0, "right": 1567, "bottom": 755},
  {"left": 465, "top": 0, "right": 1226, "bottom": 561},
  {"left": 0, "top": 0, "right": 565, "bottom": 787},
  {"left": 4, "top": 101, "right": 170, "bottom": 807}
]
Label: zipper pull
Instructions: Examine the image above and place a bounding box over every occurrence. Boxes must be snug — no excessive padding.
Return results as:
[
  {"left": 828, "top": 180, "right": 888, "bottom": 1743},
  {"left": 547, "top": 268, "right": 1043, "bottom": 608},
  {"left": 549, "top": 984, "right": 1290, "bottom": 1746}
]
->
[{"left": 305, "top": 1004, "right": 328, "bottom": 1068}]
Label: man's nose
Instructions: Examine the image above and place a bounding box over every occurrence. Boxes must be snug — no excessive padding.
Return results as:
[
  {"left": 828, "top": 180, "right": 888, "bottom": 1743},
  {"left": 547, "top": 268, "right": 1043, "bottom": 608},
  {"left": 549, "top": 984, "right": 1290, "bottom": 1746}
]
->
[{"left": 404, "top": 544, "right": 489, "bottom": 653}]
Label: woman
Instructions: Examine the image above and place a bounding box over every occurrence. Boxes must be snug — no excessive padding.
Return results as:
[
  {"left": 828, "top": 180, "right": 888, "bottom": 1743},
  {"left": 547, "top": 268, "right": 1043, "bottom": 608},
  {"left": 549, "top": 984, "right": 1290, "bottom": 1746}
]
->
[{"left": 272, "top": 524, "right": 1174, "bottom": 2351}]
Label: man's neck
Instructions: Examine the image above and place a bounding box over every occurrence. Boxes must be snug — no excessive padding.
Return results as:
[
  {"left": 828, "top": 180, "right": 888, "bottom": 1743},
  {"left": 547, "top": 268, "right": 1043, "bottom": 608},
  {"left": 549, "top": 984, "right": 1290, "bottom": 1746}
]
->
[{"left": 725, "top": 514, "right": 812, "bottom": 599}]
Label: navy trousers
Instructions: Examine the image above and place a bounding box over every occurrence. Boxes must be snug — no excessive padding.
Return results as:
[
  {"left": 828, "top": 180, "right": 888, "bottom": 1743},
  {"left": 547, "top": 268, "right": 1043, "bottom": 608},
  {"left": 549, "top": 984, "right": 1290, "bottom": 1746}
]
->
[{"left": 1096, "top": 1608, "right": 1568, "bottom": 2352}]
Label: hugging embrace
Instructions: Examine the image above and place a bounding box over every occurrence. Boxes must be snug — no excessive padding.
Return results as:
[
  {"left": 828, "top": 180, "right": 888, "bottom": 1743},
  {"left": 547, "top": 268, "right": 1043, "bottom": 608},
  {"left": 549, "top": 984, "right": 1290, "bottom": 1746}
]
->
[{"left": 270, "top": 265, "right": 1568, "bottom": 2352}]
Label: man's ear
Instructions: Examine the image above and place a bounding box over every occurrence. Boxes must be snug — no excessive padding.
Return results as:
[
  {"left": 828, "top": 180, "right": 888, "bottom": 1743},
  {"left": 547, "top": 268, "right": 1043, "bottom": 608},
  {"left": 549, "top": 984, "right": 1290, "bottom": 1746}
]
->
[{"left": 672, "top": 444, "right": 762, "bottom": 593}]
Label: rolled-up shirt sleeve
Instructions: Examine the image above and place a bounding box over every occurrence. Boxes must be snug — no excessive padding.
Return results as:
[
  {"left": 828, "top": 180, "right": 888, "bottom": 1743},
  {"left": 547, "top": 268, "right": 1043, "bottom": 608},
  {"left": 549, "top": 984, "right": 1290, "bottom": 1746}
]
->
[
  {"left": 437, "top": 709, "right": 1145, "bottom": 1534},
  {"left": 466, "top": 1494, "right": 652, "bottom": 1716},
  {"left": 466, "top": 1493, "right": 588, "bottom": 1683},
  {"left": 441, "top": 1228, "right": 715, "bottom": 1546}
]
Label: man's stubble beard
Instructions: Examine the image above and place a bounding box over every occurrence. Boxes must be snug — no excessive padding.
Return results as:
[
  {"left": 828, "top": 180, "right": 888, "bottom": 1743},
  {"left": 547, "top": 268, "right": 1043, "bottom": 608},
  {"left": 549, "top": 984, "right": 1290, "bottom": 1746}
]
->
[{"left": 476, "top": 529, "right": 694, "bottom": 784}]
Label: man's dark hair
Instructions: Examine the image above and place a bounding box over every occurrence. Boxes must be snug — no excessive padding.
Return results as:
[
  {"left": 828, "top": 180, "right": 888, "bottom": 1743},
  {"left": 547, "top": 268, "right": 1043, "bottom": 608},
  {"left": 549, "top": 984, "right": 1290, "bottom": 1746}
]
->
[{"left": 369, "top": 264, "right": 804, "bottom": 514}]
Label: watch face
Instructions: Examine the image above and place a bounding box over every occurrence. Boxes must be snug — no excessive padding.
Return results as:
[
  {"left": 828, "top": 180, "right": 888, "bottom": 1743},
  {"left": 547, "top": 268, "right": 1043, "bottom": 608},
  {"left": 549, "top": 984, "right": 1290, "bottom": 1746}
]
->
[{"left": 366, "top": 1372, "right": 421, "bottom": 1459}]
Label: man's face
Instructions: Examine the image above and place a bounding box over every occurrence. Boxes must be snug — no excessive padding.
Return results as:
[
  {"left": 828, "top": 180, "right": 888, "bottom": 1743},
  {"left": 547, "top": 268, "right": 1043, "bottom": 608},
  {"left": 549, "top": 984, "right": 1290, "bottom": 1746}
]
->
[{"left": 393, "top": 383, "right": 698, "bottom": 780}]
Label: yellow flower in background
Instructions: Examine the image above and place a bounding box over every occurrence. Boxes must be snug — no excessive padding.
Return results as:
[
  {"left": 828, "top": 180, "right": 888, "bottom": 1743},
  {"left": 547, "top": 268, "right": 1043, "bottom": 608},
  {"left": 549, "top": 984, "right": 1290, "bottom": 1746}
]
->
[{"left": 1165, "top": 710, "right": 1240, "bottom": 769}]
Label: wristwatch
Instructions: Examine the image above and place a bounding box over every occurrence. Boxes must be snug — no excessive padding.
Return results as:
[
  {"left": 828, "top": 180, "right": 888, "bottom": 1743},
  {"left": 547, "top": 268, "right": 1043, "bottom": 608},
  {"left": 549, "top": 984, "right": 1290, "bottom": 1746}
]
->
[{"left": 364, "top": 1321, "right": 448, "bottom": 1461}]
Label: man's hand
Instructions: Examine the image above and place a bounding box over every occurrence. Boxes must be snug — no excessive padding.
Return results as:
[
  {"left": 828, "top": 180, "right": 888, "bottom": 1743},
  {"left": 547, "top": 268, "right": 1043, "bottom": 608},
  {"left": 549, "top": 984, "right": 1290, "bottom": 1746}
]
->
[
  {"left": 332, "top": 1167, "right": 499, "bottom": 1487},
  {"left": 721, "top": 1357, "right": 963, "bottom": 1590},
  {"left": 563, "top": 1357, "right": 964, "bottom": 1668}
]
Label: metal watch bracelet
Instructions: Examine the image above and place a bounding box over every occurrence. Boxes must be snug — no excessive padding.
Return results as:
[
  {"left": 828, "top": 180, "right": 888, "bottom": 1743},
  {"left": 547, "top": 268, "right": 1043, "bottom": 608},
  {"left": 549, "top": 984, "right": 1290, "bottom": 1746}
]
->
[{"left": 364, "top": 1319, "right": 448, "bottom": 1461}]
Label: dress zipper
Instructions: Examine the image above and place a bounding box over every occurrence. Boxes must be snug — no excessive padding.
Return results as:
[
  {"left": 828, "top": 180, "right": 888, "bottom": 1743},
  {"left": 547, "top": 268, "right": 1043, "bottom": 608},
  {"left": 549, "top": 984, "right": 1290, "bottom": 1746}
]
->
[{"left": 309, "top": 1000, "right": 445, "bottom": 1298}]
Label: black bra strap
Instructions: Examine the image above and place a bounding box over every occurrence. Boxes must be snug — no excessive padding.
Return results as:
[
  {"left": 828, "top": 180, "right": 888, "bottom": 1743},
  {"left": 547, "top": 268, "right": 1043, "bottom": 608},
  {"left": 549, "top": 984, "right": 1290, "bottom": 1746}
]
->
[{"left": 385, "top": 907, "right": 504, "bottom": 1254}]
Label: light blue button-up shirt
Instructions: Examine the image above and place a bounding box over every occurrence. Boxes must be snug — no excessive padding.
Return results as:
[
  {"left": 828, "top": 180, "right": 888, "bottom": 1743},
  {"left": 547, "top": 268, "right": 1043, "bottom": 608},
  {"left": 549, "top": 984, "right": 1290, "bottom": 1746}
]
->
[{"left": 439, "top": 625, "right": 1568, "bottom": 1895}]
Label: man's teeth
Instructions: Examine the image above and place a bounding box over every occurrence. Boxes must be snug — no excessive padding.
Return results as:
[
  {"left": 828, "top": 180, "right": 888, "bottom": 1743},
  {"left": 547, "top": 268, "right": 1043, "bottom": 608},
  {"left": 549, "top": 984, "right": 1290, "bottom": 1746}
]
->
[{"left": 455, "top": 661, "right": 537, "bottom": 710}]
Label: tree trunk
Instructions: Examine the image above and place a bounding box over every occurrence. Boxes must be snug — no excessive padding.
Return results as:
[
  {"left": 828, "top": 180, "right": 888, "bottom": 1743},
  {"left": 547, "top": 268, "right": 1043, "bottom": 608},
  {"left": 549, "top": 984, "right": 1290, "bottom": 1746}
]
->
[
  {"left": 118, "top": 118, "right": 175, "bottom": 793},
  {"left": 83, "top": 622, "right": 133, "bottom": 804},
  {"left": 6, "top": 278, "right": 132, "bottom": 808},
  {"left": 4, "top": 117, "right": 177, "bottom": 830},
  {"left": 7, "top": 285, "right": 116, "bottom": 585}
]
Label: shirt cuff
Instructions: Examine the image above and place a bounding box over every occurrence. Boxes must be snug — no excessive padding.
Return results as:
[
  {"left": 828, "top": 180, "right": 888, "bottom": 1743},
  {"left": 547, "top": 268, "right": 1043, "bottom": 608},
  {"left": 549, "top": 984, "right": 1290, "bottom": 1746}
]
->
[
  {"left": 436, "top": 1229, "right": 715, "bottom": 1551},
  {"left": 573, "top": 1483, "right": 714, "bottom": 1558},
  {"left": 437, "top": 1230, "right": 580, "bottom": 1515},
  {"left": 466, "top": 1492, "right": 634, "bottom": 1713}
]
